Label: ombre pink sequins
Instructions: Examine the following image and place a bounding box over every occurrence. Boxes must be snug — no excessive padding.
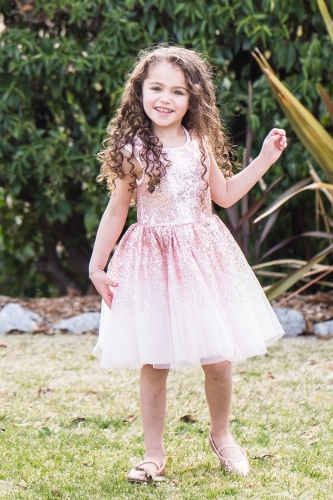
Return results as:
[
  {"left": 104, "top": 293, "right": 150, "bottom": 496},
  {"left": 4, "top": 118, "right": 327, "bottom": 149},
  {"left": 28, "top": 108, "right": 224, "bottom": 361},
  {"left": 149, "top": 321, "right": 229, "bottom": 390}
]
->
[{"left": 92, "top": 128, "right": 284, "bottom": 370}]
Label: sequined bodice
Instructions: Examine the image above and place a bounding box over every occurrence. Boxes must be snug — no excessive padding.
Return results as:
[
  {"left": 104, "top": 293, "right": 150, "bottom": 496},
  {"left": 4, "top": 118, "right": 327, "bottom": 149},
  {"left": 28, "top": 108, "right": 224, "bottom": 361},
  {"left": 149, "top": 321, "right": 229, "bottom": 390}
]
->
[{"left": 135, "top": 129, "right": 212, "bottom": 226}]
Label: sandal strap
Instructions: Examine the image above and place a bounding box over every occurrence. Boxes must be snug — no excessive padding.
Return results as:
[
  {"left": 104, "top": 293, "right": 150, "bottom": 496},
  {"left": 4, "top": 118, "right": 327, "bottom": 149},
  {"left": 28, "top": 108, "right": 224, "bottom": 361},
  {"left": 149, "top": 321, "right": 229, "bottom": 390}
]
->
[
  {"left": 217, "top": 443, "right": 245, "bottom": 457},
  {"left": 136, "top": 458, "right": 162, "bottom": 470},
  {"left": 210, "top": 432, "right": 245, "bottom": 458}
]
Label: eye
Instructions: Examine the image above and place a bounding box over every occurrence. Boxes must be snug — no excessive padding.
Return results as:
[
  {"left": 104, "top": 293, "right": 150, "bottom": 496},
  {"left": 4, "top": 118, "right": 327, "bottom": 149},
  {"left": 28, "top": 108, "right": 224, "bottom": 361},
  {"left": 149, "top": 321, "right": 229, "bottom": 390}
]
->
[
  {"left": 151, "top": 86, "right": 161, "bottom": 92},
  {"left": 174, "top": 90, "right": 184, "bottom": 95}
]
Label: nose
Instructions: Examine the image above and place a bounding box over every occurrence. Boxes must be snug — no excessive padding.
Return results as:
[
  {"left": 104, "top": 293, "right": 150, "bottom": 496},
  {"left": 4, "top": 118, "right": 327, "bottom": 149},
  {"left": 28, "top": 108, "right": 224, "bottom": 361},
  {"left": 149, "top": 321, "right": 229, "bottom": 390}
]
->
[{"left": 159, "top": 91, "right": 171, "bottom": 103}]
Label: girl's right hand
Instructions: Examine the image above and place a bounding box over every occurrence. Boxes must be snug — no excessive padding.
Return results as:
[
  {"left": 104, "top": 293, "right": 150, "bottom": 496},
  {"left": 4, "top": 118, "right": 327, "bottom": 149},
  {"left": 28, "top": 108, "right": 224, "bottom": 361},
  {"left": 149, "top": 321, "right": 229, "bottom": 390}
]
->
[
  {"left": 259, "top": 128, "right": 287, "bottom": 167},
  {"left": 90, "top": 272, "right": 118, "bottom": 309}
]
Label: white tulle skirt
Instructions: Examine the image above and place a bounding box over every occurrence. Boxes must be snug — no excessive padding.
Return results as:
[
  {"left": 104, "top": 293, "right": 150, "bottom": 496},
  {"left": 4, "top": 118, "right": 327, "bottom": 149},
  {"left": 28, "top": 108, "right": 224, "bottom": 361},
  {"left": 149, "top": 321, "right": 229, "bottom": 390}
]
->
[{"left": 92, "top": 216, "right": 284, "bottom": 370}]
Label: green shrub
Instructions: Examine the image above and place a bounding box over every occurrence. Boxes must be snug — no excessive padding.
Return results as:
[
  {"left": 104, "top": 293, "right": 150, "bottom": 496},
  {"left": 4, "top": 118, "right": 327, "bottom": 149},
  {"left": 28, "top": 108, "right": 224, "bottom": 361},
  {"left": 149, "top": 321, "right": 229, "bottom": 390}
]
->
[{"left": 0, "top": 0, "right": 332, "bottom": 296}]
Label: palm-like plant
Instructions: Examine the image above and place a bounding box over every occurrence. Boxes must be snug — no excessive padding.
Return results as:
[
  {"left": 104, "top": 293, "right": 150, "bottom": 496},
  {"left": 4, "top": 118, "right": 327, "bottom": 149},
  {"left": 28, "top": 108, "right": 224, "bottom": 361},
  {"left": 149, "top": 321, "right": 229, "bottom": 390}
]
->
[{"left": 249, "top": 0, "right": 333, "bottom": 301}]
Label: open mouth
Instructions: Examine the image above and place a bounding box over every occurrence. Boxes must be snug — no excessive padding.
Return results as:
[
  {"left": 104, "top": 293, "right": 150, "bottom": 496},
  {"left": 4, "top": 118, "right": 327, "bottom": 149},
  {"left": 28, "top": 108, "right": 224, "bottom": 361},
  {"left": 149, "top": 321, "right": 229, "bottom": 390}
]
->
[{"left": 155, "top": 107, "right": 173, "bottom": 115}]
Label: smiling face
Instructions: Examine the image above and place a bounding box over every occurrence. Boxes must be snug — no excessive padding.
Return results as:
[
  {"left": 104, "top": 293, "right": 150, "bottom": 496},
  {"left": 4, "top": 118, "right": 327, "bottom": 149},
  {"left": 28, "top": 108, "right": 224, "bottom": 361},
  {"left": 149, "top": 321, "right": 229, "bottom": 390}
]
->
[{"left": 142, "top": 61, "right": 190, "bottom": 131}]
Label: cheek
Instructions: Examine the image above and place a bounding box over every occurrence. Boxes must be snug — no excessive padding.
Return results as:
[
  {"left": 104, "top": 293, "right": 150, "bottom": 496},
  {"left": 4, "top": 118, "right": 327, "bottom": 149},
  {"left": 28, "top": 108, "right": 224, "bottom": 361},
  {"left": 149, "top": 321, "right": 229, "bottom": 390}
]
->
[
  {"left": 142, "top": 91, "right": 155, "bottom": 108},
  {"left": 181, "top": 97, "right": 190, "bottom": 111}
]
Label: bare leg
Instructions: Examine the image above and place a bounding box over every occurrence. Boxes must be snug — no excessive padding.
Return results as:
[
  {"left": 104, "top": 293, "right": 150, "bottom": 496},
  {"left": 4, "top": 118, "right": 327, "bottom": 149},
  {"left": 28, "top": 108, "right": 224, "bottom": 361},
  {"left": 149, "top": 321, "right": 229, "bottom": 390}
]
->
[
  {"left": 139, "top": 364, "right": 169, "bottom": 470},
  {"left": 202, "top": 361, "right": 244, "bottom": 460}
]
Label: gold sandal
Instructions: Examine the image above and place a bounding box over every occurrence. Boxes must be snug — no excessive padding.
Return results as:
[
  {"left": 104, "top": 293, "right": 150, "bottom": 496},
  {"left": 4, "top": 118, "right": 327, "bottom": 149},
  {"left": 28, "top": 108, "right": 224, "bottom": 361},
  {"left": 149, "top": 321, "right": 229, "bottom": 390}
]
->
[
  {"left": 127, "top": 457, "right": 166, "bottom": 483},
  {"left": 209, "top": 431, "right": 250, "bottom": 476}
]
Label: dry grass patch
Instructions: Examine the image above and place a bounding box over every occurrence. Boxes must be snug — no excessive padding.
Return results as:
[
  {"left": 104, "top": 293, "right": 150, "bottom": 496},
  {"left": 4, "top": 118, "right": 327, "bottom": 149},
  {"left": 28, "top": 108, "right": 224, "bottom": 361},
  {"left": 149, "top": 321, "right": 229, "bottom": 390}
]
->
[{"left": 0, "top": 334, "right": 333, "bottom": 499}]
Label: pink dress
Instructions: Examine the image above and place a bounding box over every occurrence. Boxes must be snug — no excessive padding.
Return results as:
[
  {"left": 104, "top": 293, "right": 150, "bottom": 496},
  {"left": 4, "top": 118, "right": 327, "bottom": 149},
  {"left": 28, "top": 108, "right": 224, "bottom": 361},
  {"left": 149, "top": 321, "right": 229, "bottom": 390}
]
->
[{"left": 92, "top": 127, "right": 284, "bottom": 370}]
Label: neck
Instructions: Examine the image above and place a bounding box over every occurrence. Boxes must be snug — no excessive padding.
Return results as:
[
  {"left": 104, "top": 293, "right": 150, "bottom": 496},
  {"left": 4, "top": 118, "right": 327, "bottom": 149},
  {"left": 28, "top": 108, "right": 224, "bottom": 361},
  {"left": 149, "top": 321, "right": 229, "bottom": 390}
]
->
[{"left": 153, "top": 123, "right": 185, "bottom": 142}]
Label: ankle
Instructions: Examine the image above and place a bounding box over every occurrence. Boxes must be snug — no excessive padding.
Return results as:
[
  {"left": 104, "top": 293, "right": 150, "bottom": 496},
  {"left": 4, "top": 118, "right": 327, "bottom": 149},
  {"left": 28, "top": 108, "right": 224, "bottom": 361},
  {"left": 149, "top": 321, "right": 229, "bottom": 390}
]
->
[
  {"left": 144, "top": 448, "right": 165, "bottom": 464},
  {"left": 210, "top": 428, "right": 230, "bottom": 440}
]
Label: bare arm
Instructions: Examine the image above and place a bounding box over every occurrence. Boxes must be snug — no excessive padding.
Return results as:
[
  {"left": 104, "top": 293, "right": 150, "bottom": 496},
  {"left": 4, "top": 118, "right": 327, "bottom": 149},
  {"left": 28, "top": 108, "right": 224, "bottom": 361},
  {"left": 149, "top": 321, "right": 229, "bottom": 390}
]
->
[
  {"left": 89, "top": 178, "right": 133, "bottom": 271},
  {"left": 89, "top": 152, "right": 141, "bottom": 307},
  {"left": 210, "top": 128, "right": 287, "bottom": 208}
]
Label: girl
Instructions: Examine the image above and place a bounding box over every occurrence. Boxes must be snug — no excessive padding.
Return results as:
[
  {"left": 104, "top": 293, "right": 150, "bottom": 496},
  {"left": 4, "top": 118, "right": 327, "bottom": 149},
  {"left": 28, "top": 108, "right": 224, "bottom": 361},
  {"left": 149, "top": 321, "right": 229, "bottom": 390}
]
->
[{"left": 89, "top": 45, "right": 287, "bottom": 482}]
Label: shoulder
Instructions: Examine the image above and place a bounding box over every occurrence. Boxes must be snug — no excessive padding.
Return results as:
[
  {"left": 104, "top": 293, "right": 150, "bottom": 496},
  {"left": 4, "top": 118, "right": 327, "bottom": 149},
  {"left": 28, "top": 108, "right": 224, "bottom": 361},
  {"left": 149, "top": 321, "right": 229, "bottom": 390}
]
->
[
  {"left": 121, "top": 137, "right": 144, "bottom": 175},
  {"left": 186, "top": 129, "right": 210, "bottom": 154},
  {"left": 123, "top": 137, "right": 143, "bottom": 155},
  {"left": 186, "top": 129, "right": 209, "bottom": 148}
]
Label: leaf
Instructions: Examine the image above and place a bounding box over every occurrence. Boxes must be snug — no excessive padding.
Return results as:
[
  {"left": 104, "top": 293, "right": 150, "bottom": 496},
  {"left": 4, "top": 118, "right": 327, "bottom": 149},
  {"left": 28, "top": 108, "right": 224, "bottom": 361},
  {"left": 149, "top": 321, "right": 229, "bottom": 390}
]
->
[
  {"left": 317, "top": 0, "right": 333, "bottom": 43},
  {"left": 179, "top": 414, "right": 196, "bottom": 423},
  {"left": 259, "top": 231, "right": 333, "bottom": 261},
  {"left": 38, "top": 387, "right": 52, "bottom": 397},
  {"left": 255, "top": 177, "right": 311, "bottom": 223},
  {"left": 123, "top": 414, "right": 135, "bottom": 423},
  {"left": 318, "top": 84, "right": 333, "bottom": 125},
  {"left": 308, "top": 161, "right": 333, "bottom": 203},
  {"left": 252, "top": 49, "right": 333, "bottom": 181},
  {"left": 236, "top": 174, "right": 284, "bottom": 229},
  {"left": 20, "top": 5, "right": 34, "bottom": 12},
  {"left": 38, "top": 426, "right": 51, "bottom": 436},
  {"left": 258, "top": 209, "right": 281, "bottom": 246},
  {"left": 273, "top": 265, "right": 333, "bottom": 305},
  {"left": 254, "top": 182, "right": 333, "bottom": 223},
  {"left": 253, "top": 454, "right": 274, "bottom": 460},
  {"left": 265, "top": 243, "right": 333, "bottom": 301},
  {"left": 71, "top": 417, "right": 85, "bottom": 425}
]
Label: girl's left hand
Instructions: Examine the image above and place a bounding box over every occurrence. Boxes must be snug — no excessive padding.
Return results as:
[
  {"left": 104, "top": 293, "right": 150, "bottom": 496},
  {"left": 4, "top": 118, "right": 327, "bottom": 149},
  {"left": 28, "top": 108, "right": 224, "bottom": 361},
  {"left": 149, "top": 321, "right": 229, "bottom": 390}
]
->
[{"left": 259, "top": 128, "right": 287, "bottom": 167}]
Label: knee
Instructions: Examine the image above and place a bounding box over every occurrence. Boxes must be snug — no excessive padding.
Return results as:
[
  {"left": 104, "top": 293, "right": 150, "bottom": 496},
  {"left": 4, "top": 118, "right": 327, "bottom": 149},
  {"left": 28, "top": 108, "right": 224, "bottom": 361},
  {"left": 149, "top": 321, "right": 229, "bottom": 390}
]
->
[
  {"left": 203, "top": 360, "right": 231, "bottom": 379},
  {"left": 141, "top": 364, "right": 169, "bottom": 381}
]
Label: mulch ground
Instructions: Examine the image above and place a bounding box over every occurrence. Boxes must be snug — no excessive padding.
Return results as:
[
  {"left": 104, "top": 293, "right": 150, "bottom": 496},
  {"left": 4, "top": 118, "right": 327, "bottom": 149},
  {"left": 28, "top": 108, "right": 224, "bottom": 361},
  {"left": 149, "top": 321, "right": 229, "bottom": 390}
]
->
[
  {"left": 272, "top": 292, "right": 333, "bottom": 334},
  {"left": 0, "top": 294, "right": 101, "bottom": 322},
  {"left": 1, "top": 292, "right": 333, "bottom": 335}
]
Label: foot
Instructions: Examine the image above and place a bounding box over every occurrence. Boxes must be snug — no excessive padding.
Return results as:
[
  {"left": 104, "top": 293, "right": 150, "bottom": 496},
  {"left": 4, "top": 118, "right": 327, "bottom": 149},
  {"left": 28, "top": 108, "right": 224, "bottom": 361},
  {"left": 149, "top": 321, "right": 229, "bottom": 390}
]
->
[
  {"left": 139, "top": 454, "right": 165, "bottom": 472},
  {"left": 127, "top": 456, "right": 166, "bottom": 483},
  {"left": 210, "top": 431, "right": 244, "bottom": 460},
  {"left": 209, "top": 430, "right": 250, "bottom": 476}
]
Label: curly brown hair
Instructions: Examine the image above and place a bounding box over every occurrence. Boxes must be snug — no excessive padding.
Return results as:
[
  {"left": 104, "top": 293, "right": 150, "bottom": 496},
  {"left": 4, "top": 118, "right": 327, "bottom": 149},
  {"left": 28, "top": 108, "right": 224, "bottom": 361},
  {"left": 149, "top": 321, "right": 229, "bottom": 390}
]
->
[{"left": 97, "top": 44, "right": 233, "bottom": 201}]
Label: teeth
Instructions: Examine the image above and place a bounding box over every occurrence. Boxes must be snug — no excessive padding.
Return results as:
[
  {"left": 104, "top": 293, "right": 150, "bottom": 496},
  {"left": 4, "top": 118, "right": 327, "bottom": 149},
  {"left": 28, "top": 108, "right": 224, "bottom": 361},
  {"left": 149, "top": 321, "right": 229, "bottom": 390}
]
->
[{"left": 156, "top": 108, "right": 172, "bottom": 113}]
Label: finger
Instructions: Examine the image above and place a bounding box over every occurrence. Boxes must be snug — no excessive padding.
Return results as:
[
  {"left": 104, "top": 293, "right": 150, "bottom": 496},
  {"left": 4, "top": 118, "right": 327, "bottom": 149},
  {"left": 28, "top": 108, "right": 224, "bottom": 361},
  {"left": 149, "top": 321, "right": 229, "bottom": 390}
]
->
[
  {"left": 95, "top": 275, "right": 118, "bottom": 287},
  {"left": 104, "top": 284, "right": 114, "bottom": 297},
  {"left": 268, "top": 134, "right": 286, "bottom": 146},
  {"left": 100, "top": 275, "right": 118, "bottom": 287},
  {"left": 278, "top": 140, "right": 287, "bottom": 150},
  {"left": 102, "top": 288, "right": 113, "bottom": 309},
  {"left": 267, "top": 128, "right": 286, "bottom": 139},
  {"left": 103, "top": 296, "right": 112, "bottom": 309},
  {"left": 106, "top": 279, "right": 118, "bottom": 287},
  {"left": 266, "top": 134, "right": 281, "bottom": 144},
  {"left": 271, "top": 128, "right": 286, "bottom": 136}
]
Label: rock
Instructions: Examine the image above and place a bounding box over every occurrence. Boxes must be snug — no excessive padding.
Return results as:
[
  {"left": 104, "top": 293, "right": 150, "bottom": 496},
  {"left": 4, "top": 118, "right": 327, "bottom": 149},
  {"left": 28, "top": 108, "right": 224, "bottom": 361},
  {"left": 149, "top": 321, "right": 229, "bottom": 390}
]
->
[
  {"left": 273, "top": 307, "right": 306, "bottom": 337},
  {"left": 314, "top": 320, "right": 333, "bottom": 336},
  {"left": 52, "top": 312, "right": 101, "bottom": 334},
  {"left": 0, "top": 303, "right": 43, "bottom": 335}
]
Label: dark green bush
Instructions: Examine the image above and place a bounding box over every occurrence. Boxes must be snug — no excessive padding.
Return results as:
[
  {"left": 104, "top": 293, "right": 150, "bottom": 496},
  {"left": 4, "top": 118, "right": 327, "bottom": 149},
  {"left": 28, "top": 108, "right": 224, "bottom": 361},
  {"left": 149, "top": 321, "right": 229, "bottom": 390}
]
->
[{"left": 0, "top": 0, "right": 332, "bottom": 296}]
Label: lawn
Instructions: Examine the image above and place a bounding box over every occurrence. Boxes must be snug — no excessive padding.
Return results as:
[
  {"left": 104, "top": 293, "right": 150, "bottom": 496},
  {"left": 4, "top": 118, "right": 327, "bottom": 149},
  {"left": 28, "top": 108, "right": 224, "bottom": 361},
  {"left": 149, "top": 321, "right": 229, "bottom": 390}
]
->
[{"left": 0, "top": 334, "right": 333, "bottom": 499}]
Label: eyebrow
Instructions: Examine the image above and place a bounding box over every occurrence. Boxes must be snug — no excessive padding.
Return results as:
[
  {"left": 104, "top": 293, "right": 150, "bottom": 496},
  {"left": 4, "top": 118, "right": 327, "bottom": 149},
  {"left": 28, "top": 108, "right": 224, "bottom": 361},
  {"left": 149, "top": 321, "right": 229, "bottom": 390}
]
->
[{"left": 149, "top": 81, "right": 188, "bottom": 91}]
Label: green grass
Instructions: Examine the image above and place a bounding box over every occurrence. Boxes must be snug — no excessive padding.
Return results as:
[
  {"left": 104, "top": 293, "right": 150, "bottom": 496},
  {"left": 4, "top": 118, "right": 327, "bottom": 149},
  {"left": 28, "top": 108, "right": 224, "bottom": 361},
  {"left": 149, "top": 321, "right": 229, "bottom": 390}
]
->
[{"left": 1, "top": 335, "right": 333, "bottom": 499}]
